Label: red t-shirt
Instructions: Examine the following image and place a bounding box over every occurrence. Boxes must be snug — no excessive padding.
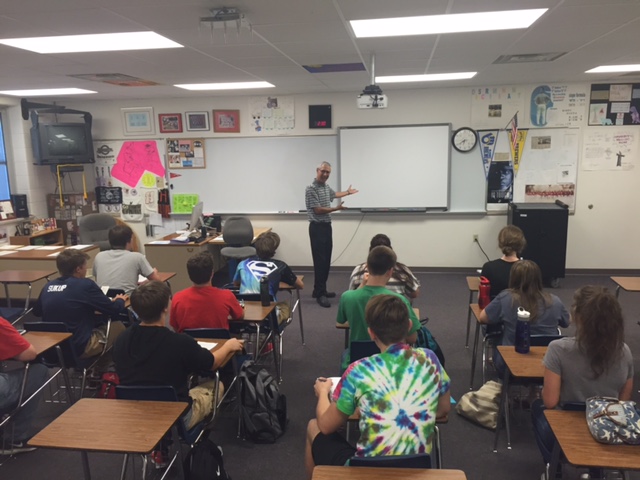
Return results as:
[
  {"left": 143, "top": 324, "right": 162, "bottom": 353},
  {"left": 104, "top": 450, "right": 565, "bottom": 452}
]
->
[
  {"left": 170, "top": 286, "right": 244, "bottom": 333},
  {"left": 0, "top": 317, "right": 30, "bottom": 360}
]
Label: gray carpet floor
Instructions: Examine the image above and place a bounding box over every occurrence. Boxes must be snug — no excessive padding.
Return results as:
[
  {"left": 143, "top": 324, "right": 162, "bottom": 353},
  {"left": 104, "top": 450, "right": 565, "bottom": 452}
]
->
[{"left": 2, "top": 270, "right": 640, "bottom": 479}]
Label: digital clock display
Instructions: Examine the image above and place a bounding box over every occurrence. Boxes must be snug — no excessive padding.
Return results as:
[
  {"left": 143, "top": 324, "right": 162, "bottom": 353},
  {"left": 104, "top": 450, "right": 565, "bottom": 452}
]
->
[{"left": 309, "top": 105, "right": 332, "bottom": 129}]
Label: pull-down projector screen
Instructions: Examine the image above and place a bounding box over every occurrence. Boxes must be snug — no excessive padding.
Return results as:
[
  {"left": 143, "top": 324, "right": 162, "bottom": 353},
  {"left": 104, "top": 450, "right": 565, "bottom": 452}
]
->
[{"left": 339, "top": 124, "right": 450, "bottom": 210}]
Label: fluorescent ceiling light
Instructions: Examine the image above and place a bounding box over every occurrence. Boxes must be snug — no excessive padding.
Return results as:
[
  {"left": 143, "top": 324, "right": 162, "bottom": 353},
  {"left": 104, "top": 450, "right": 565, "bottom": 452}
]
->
[
  {"left": 0, "top": 88, "right": 96, "bottom": 96},
  {"left": 174, "top": 82, "right": 275, "bottom": 90},
  {"left": 0, "top": 32, "right": 182, "bottom": 54},
  {"left": 586, "top": 64, "right": 640, "bottom": 73},
  {"left": 350, "top": 9, "right": 548, "bottom": 38},
  {"left": 376, "top": 72, "right": 477, "bottom": 83}
]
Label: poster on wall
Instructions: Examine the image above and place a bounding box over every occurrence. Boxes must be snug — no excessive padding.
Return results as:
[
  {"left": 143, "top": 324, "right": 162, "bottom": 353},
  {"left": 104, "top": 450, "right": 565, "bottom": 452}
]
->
[
  {"left": 248, "top": 95, "right": 295, "bottom": 132},
  {"left": 94, "top": 140, "right": 165, "bottom": 221},
  {"left": 512, "top": 128, "right": 579, "bottom": 209},
  {"left": 582, "top": 127, "right": 639, "bottom": 170},
  {"left": 486, "top": 130, "right": 514, "bottom": 211},
  {"left": 470, "top": 86, "right": 526, "bottom": 128},
  {"left": 589, "top": 83, "right": 640, "bottom": 126},
  {"left": 528, "top": 84, "right": 588, "bottom": 128}
]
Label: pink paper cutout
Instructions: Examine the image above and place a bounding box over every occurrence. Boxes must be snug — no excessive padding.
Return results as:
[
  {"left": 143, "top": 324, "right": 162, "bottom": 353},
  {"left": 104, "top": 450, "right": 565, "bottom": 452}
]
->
[{"left": 112, "top": 141, "right": 166, "bottom": 188}]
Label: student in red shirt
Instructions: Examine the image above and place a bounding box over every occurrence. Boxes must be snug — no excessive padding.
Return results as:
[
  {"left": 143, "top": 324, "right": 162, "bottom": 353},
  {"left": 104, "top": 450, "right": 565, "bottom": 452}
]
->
[
  {"left": 170, "top": 252, "right": 244, "bottom": 333},
  {"left": 0, "top": 318, "right": 48, "bottom": 455}
]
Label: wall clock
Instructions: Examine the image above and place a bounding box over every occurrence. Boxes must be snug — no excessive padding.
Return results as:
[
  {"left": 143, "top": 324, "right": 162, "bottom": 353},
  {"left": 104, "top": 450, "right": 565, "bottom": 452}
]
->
[{"left": 452, "top": 127, "right": 478, "bottom": 153}]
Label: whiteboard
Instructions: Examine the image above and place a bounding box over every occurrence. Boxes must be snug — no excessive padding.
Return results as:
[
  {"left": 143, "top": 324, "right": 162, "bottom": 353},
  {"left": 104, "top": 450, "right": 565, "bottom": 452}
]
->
[
  {"left": 338, "top": 124, "right": 450, "bottom": 210},
  {"left": 168, "top": 136, "right": 338, "bottom": 214}
]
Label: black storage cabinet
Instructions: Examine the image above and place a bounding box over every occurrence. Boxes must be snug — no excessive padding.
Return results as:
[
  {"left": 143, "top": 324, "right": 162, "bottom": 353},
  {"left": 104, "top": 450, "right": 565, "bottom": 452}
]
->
[{"left": 508, "top": 202, "right": 569, "bottom": 284}]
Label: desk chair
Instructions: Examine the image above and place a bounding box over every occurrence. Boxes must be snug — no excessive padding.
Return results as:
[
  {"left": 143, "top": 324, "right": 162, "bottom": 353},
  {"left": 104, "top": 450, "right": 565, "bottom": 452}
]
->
[
  {"left": 115, "top": 385, "right": 205, "bottom": 480},
  {"left": 465, "top": 276, "right": 480, "bottom": 347},
  {"left": 469, "top": 307, "right": 503, "bottom": 390},
  {"left": 350, "top": 453, "right": 432, "bottom": 469},
  {"left": 78, "top": 213, "right": 117, "bottom": 251},
  {"left": 220, "top": 216, "right": 257, "bottom": 282},
  {"left": 23, "top": 321, "right": 112, "bottom": 403}
]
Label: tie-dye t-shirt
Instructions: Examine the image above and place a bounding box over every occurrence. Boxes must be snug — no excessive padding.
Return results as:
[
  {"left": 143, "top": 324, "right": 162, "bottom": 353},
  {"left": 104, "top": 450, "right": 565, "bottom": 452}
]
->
[{"left": 332, "top": 343, "right": 450, "bottom": 457}]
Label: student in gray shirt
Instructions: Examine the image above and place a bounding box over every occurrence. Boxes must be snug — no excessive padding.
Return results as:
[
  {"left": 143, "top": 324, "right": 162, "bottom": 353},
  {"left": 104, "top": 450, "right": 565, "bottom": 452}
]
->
[
  {"left": 531, "top": 285, "right": 634, "bottom": 470},
  {"left": 93, "top": 224, "right": 161, "bottom": 294}
]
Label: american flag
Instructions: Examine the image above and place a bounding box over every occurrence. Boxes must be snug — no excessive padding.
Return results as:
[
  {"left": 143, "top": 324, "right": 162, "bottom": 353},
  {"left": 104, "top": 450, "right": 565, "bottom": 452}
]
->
[{"left": 509, "top": 112, "right": 518, "bottom": 149}]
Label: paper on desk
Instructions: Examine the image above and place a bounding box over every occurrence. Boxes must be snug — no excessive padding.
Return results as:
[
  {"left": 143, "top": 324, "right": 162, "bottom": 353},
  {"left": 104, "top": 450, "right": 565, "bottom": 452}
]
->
[
  {"left": 210, "top": 235, "right": 224, "bottom": 243},
  {"left": 68, "top": 244, "right": 93, "bottom": 250},
  {"left": 197, "top": 341, "right": 218, "bottom": 350},
  {"left": 0, "top": 250, "right": 17, "bottom": 256},
  {"left": 47, "top": 252, "right": 61, "bottom": 257},
  {"left": 138, "top": 274, "right": 147, "bottom": 283},
  {"left": 18, "top": 245, "right": 39, "bottom": 250},
  {"left": 0, "top": 244, "right": 20, "bottom": 250},
  {"left": 148, "top": 240, "right": 171, "bottom": 245},
  {"left": 101, "top": 286, "right": 110, "bottom": 295},
  {"left": 38, "top": 246, "right": 61, "bottom": 250}
]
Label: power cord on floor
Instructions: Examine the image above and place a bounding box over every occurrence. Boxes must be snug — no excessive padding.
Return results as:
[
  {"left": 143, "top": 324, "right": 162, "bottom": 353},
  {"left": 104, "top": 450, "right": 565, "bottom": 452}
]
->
[{"left": 330, "top": 212, "right": 366, "bottom": 265}]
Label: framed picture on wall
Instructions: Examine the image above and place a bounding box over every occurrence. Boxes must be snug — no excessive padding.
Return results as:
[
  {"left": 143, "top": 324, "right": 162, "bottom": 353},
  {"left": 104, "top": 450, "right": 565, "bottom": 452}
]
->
[
  {"left": 213, "top": 110, "right": 240, "bottom": 133},
  {"left": 121, "top": 107, "right": 155, "bottom": 136},
  {"left": 185, "top": 111, "right": 210, "bottom": 131},
  {"left": 158, "top": 113, "right": 183, "bottom": 134}
]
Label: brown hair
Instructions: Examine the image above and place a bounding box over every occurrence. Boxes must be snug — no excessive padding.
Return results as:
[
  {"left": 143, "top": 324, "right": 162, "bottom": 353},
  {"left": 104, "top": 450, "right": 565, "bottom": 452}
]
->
[
  {"left": 130, "top": 281, "right": 171, "bottom": 323},
  {"left": 365, "top": 294, "right": 409, "bottom": 345},
  {"left": 498, "top": 225, "right": 526, "bottom": 256},
  {"left": 369, "top": 234, "right": 391, "bottom": 250},
  {"left": 108, "top": 224, "right": 133, "bottom": 249},
  {"left": 186, "top": 252, "right": 214, "bottom": 285},
  {"left": 56, "top": 249, "right": 89, "bottom": 276},
  {"left": 366, "top": 246, "right": 397, "bottom": 276},
  {"left": 508, "top": 260, "right": 551, "bottom": 322},
  {"left": 573, "top": 285, "right": 625, "bottom": 378},
  {"left": 254, "top": 231, "right": 280, "bottom": 259}
]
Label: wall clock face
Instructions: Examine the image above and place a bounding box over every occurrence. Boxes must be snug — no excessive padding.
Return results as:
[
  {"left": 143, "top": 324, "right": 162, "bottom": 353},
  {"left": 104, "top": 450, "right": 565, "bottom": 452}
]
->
[{"left": 452, "top": 127, "right": 478, "bottom": 153}]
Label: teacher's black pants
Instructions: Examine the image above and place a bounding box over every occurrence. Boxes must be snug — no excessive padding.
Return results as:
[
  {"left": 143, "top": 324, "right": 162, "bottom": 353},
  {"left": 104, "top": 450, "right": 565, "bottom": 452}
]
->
[{"left": 309, "top": 222, "right": 332, "bottom": 297}]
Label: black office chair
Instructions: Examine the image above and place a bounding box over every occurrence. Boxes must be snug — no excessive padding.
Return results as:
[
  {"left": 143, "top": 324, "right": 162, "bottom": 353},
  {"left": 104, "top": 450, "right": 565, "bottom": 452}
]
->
[
  {"left": 350, "top": 453, "right": 431, "bottom": 469},
  {"left": 115, "top": 385, "right": 205, "bottom": 479}
]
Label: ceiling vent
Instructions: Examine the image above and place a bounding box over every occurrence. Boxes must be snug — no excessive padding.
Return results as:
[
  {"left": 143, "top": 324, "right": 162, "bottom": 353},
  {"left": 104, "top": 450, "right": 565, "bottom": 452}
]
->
[{"left": 494, "top": 52, "right": 566, "bottom": 64}]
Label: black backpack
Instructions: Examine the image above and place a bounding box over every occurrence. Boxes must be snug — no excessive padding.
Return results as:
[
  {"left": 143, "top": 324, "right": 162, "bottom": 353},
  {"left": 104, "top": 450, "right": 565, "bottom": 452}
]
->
[
  {"left": 183, "top": 438, "right": 231, "bottom": 480},
  {"left": 238, "top": 361, "right": 287, "bottom": 443}
]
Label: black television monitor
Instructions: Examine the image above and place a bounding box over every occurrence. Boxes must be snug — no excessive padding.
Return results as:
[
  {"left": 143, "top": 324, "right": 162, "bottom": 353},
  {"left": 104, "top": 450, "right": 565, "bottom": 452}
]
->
[{"left": 31, "top": 122, "right": 95, "bottom": 165}]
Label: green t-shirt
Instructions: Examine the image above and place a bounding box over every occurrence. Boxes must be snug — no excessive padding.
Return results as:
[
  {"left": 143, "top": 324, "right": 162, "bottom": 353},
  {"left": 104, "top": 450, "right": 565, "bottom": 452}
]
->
[{"left": 337, "top": 285, "right": 420, "bottom": 369}]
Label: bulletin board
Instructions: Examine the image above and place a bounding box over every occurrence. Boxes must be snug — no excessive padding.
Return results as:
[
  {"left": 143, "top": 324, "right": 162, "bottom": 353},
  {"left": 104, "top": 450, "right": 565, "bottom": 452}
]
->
[{"left": 93, "top": 139, "right": 166, "bottom": 222}]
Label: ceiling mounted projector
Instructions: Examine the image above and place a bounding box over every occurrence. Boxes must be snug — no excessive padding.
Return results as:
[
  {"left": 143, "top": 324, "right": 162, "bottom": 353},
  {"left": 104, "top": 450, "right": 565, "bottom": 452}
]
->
[{"left": 357, "top": 84, "right": 388, "bottom": 109}]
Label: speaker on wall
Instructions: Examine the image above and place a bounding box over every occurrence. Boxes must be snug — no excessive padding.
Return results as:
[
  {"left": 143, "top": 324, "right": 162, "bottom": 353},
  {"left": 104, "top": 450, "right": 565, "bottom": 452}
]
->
[
  {"left": 508, "top": 201, "right": 569, "bottom": 284},
  {"left": 11, "top": 194, "right": 29, "bottom": 218}
]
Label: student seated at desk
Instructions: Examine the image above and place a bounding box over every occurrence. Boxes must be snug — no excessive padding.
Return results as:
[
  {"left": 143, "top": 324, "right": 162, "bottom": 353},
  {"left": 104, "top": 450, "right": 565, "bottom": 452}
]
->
[
  {"left": 33, "top": 249, "right": 128, "bottom": 371},
  {"left": 348, "top": 233, "right": 420, "bottom": 302},
  {"left": 93, "top": 224, "right": 161, "bottom": 295},
  {"left": 114, "top": 282, "right": 243, "bottom": 431},
  {"left": 170, "top": 252, "right": 244, "bottom": 333},
  {"left": 478, "top": 260, "right": 570, "bottom": 374},
  {"left": 0, "top": 318, "right": 48, "bottom": 455},
  {"left": 305, "top": 295, "right": 450, "bottom": 479},
  {"left": 531, "top": 286, "right": 634, "bottom": 472},
  {"left": 233, "top": 231, "right": 303, "bottom": 323},
  {"left": 480, "top": 225, "right": 526, "bottom": 299},
  {"left": 337, "top": 246, "right": 421, "bottom": 371}
]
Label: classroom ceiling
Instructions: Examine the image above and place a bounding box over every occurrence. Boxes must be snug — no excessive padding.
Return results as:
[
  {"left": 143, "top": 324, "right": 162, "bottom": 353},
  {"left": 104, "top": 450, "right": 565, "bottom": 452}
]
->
[{"left": 1, "top": 0, "right": 640, "bottom": 100}]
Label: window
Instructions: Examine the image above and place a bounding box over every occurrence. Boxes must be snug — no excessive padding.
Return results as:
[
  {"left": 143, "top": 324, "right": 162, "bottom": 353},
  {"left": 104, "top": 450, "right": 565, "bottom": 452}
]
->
[{"left": 0, "top": 113, "right": 11, "bottom": 200}]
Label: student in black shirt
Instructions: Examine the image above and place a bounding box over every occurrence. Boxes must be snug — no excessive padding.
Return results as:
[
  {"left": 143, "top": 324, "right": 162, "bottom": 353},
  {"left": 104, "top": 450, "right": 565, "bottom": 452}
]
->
[
  {"left": 480, "top": 225, "right": 526, "bottom": 298},
  {"left": 113, "top": 281, "right": 243, "bottom": 429}
]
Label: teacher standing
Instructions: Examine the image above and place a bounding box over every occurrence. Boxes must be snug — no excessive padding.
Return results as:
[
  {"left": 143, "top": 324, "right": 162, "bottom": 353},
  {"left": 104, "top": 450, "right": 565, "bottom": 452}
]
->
[{"left": 305, "top": 161, "right": 358, "bottom": 308}]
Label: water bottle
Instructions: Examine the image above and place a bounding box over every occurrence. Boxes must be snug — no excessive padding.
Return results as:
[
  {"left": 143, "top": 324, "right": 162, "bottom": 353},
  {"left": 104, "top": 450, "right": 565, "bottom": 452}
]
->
[
  {"left": 259, "top": 276, "right": 270, "bottom": 306},
  {"left": 515, "top": 307, "right": 531, "bottom": 354},
  {"left": 478, "top": 276, "right": 491, "bottom": 310}
]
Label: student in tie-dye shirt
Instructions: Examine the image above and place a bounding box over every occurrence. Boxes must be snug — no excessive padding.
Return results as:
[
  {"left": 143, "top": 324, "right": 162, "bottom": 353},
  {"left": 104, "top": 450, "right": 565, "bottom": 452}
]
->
[{"left": 305, "top": 295, "right": 450, "bottom": 478}]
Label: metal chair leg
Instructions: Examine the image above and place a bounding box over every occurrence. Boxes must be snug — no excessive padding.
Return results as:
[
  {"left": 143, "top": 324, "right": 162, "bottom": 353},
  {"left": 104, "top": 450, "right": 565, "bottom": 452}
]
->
[{"left": 433, "top": 425, "right": 442, "bottom": 468}]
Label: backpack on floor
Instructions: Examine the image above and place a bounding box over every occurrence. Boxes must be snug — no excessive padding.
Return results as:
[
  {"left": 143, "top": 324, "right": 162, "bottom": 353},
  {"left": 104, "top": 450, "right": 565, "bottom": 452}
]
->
[
  {"left": 415, "top": 323, "right": 446, "bottom": 367},
  {"left": 98, "top": 372, "right": 119, "bottom": 399},
  {"left": 238, "top": 360, "right": 287, "bottom": 443},
  {"left": 183, "top": 438, "right": 231, "bottom": 480}
]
